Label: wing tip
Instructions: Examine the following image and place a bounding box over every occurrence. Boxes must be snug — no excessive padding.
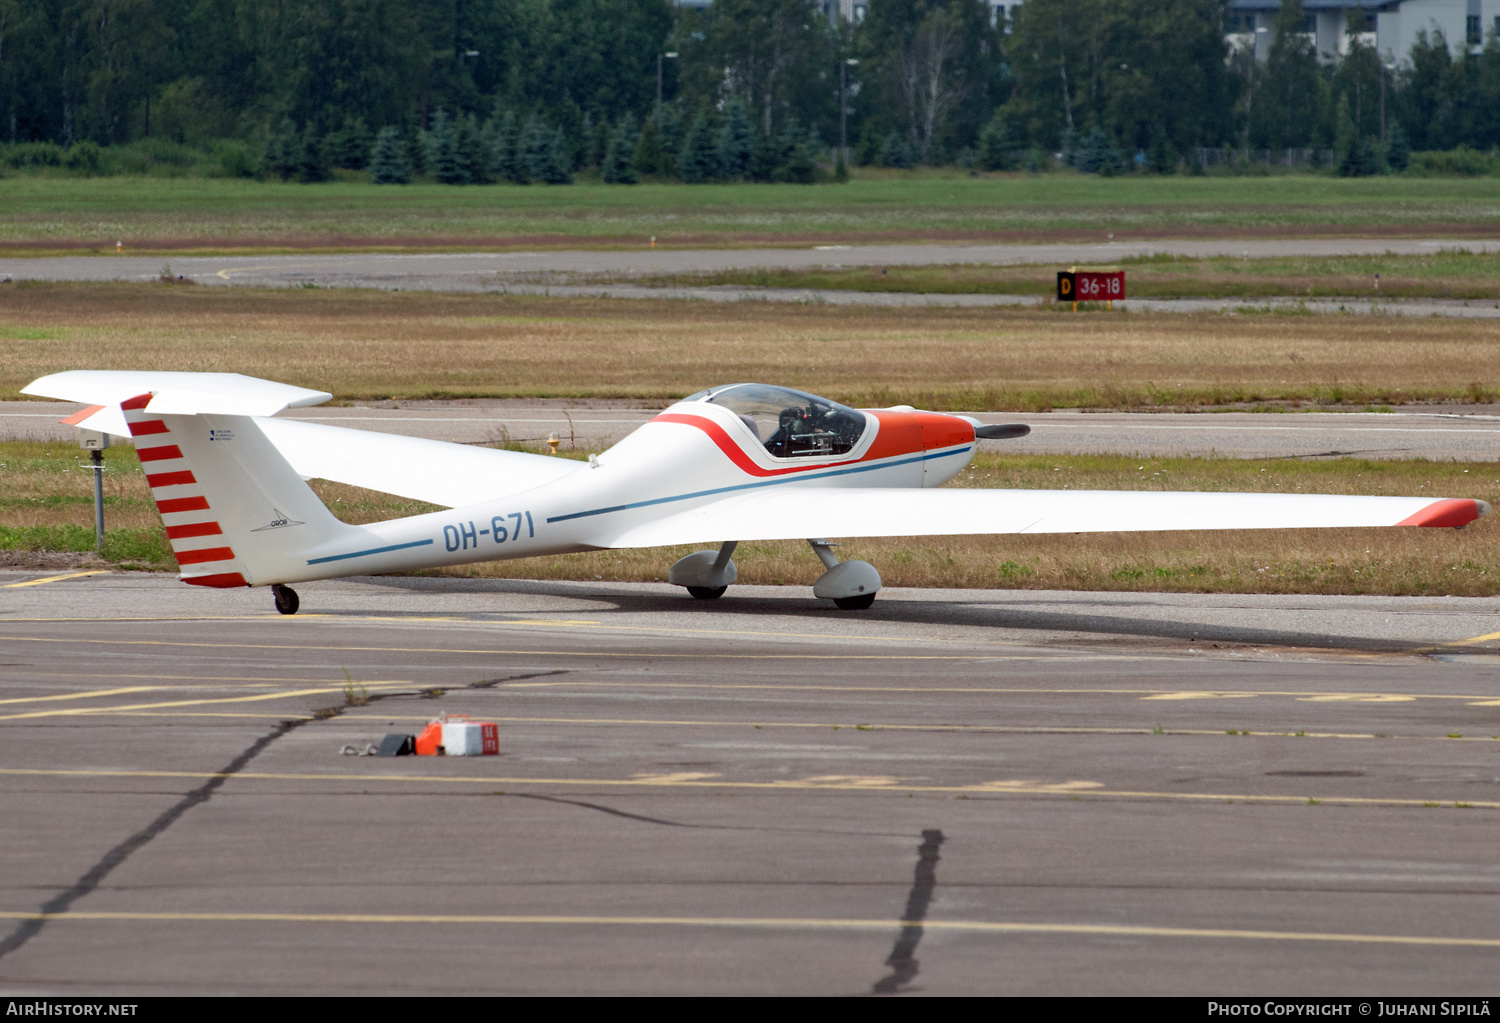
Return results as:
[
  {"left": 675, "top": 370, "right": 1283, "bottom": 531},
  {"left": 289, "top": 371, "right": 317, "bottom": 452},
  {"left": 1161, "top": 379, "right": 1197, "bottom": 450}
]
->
[{"left": 1397, "top": 498, "right": 1490, "bottom": 528}]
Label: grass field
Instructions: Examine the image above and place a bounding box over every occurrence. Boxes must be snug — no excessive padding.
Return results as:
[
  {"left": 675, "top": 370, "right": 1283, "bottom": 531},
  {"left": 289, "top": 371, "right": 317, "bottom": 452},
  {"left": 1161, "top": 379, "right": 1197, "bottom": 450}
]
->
[
  {"left": 4, "top": 440, "right": 1494, "bottom": 596},
  {"left": 4, "top": 174, "right": 1500, "bottom": 251},
  {"left": 3, "top": 282, "right": 1498, "bottom": 409},
  {"left": 626, "top": 251, "right": 1500, "bottom": 301}
]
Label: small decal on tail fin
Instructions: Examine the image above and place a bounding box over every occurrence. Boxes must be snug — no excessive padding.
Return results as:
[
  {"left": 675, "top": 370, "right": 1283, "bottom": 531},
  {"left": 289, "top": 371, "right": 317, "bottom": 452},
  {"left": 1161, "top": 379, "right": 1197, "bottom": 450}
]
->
[{"left": 252, "top": 509, "right": 305, "bottom": 532}]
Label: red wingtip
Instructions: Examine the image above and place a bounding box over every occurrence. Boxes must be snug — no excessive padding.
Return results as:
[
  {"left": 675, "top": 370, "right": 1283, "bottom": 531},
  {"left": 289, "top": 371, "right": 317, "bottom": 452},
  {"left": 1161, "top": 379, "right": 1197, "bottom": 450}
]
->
[
  {"left": 1396, "top": 498, "right": 1490, "bottom": 528},
  {"left": 120, "top": 392, "right": 155, "bottom": 411}
]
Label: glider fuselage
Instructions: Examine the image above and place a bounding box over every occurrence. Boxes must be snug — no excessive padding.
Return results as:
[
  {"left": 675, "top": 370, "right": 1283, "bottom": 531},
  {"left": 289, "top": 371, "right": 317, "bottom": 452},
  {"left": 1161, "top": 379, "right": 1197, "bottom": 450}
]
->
[{"left": 272, "top": 401, "right": 978, "bottom": 585}]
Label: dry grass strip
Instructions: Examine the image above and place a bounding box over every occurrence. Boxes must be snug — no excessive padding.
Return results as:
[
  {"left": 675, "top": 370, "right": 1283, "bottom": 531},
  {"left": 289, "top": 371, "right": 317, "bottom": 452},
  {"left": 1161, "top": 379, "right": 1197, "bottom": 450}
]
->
[{"left": 3, "top": 282, "right": 1500, "bottom": 409}]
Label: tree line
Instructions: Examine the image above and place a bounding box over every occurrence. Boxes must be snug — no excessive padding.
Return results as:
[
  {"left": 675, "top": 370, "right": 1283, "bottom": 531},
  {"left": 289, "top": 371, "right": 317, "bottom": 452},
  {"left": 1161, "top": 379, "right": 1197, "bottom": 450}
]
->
[{"left": 2, "top": 0, "right": 1498, "bottom": 182}]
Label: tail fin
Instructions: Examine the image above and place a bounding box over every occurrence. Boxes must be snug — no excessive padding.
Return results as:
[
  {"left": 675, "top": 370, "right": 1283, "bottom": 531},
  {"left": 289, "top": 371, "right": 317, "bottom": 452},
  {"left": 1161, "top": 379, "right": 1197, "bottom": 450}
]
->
[{"left": 122, "top": 394, "right": 356, "bottom": 587}]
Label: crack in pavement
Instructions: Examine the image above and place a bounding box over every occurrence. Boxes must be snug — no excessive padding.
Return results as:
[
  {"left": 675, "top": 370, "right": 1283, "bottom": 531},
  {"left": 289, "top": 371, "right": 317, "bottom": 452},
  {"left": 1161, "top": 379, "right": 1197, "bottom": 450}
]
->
[
  {"left": 872, "top": 829, "right": 945, "bottom": 995},
  {"left": 0, "top": 718, "right": 305, "bottom": 964}
]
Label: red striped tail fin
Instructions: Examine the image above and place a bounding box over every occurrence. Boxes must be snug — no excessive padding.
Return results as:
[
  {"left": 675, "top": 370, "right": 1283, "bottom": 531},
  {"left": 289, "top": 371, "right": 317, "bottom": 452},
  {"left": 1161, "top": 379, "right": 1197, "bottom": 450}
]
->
[{"left": 121, "top": 394, "right": 353, "bottom": 587}]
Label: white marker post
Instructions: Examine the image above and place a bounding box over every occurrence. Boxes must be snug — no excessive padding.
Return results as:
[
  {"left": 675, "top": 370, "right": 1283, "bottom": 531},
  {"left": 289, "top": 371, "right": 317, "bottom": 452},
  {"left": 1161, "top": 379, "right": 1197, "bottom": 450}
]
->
[{"left": 78, "top": 430, "right": 109, "bottom": 548}]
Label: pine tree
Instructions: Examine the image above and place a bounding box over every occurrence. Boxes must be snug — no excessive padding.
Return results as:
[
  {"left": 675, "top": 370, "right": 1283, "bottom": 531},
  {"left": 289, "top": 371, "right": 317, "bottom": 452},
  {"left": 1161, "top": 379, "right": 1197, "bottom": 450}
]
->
[
  {"left": 1385, "top": 123, "right": 1411, "bottom": 171},
  {"left": 487, "top": 110, "right": 524, "bottom": 184},
  {"left": 1146, "top": 128, "right": 1179, "bottom": 174},
  {"left": 880, "top": 133, "right": 914, "bottom": 169},
  {"left": 538, "top": 125, "right": 573, "bottom": 184},
  {"left": 654, "top": 105, "right": 684, "bottom": 177},
  {"left": 978, "top": 110, "right": 1020, "bottom": 171},
  {"left": 297, "top": 124, "right": 330, "bottom": 182},
  {"left": 328, "top": 116, "right": 372, "bottom": 169},
  {"left": 588, "top": 115, "right": 611, "bottom": 169},
  {"left": 404, "top": 116, "right": 426, "bottom": 177},
  {"left": 1075, "top": 125, "right": 1109, "bottom": 174},
  {"left": 1335, "top": 94, "right": 1359, "bottom": 176},
  {"left": 429, "top": 111, "right": 467, "bottom": 185},
  {"left": 457, "top": 113, "right": 485, "bottom": 183},
  {"left": 718, "top": 99, "right": 755, "bottom": 179},
  {"left": 605, "top": 113, "right": 639, "bottom": 183},
  {"left": 678, "top": 111, "right": 721, "bottom": 182},
  {"left": 783, "top": 142, "right": 815, "bottom": 183},
  {"left": 521, "top": 115, "right": 552, "bottom": 183},
  {"left": 369, "top": 126, "right": 412, "bottom": 184},
  {"left": 749, "top": 132, "right": 780, "bottom": 181},
  {"left": 263, "top": 121, "right": 299, "bottom": 180}
]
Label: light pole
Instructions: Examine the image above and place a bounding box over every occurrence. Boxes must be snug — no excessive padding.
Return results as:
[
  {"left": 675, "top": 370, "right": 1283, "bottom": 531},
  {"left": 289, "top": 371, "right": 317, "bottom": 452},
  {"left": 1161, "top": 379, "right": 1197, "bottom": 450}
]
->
[
  {"left": 657, "top": 51, "right": 678, "bottom": 111},
  {"left": 840, "top": 58, "right": 858, "bottom": 164}
]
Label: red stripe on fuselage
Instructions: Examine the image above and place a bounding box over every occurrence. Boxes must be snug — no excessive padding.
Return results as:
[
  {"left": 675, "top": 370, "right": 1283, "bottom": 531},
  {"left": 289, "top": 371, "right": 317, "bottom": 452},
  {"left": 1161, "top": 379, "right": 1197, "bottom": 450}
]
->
[
  {"left": 136, "top": 444, "right": 183, "bottom": 462},
  {"left": 651, "top": 410, "right": 951, "bottom": 477},
  {"left": 128, "top": 419, "right": 169, "bottom": 437}
]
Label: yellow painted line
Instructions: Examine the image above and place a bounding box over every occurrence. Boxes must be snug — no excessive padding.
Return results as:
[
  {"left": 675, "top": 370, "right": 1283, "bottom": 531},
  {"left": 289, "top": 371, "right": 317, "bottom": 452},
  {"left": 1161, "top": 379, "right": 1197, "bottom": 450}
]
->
[
  {"left": 0, "top": 635, "right": 1001, "bottom": 661},
  {"left": 1450, "top": 630, "right": 1500, "bottom": 647},
  {"left": 2, "top": 571, "right": 110, "bottom": 589},
  {"left": 0, "top": 910, "right": 1495, "bottom": 949},
  {"left": 337, "top": 712, "right": 1388, "bottom": 740},
  {"left": 79, "top": 711, "right": 316, "bottom": 720},
  {"left": 0, "top": 686, "right": 162, "bottom": 707},
  {"left": 1, "top": 766, "right": 1494, "bottom": 809},
  {"left": 0, "top": 687, "right": 381, "bottom": 722},
  {"left": 501, "top": 679, "right": 1500, "bottom": 704},
  {"left": 27, "top": 672, "right": 415, "bottom": 685}
]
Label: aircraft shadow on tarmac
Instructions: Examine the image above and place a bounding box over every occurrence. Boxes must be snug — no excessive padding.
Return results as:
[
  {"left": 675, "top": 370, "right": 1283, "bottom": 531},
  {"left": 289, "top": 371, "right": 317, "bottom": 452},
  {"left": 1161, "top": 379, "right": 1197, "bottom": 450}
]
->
[{"left": 351, "top": 574, "right": 1445, "bottom": 655}]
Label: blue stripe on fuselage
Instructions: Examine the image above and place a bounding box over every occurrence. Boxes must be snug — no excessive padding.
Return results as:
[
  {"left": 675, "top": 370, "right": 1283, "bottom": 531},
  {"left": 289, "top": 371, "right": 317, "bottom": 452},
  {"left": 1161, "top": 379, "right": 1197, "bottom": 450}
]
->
[{"left": 545, "top": 446, "right": 973, "bottom": 524}]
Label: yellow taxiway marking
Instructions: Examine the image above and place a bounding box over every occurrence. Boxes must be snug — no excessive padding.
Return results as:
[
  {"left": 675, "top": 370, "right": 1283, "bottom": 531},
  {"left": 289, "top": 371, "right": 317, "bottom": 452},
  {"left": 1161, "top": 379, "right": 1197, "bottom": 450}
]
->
[
  {"left": 0, "top": 686, "right": 162, "bottom": 707},
  {"left": 0, "top": 687, "right": 393, "bottom": 722},
  {"left": 502, "top": 679, "right": 1500, "bottom": 705},
  {"left": 0, "top": 910, "right": 1495, "bottom": 948},
  {"left": 1, "top": 571, "right": 111, "bottom": 589},
  {"left": 1450, "top": 630, "right": 1500, "bottom": 647},
  {"left": 1, "top": 766, "right": 1494, "bottom": 809},
  {"left": 0, "top": 635, "right": 1009, "bottom": 661},
  {"left": 26, "top": 672, "right": 415, "bottom": 685},
  {"left": 331, "top": 712, "right": 1388, "bottom": 740}
]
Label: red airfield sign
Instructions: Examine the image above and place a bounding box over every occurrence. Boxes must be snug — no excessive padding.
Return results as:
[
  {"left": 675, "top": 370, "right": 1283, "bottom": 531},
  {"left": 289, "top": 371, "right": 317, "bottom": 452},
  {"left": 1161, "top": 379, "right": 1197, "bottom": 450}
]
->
[{"left": 1057, "top": 269, "right": 1125, "bottom": 303}]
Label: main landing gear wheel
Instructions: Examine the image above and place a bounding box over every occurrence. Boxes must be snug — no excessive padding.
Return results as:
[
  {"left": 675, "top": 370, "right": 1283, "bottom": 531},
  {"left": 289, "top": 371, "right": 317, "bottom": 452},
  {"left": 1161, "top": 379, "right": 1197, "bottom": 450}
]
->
[
  {"left": 272, "top": 584, "right": 300, "bottom": 616},
  {"left": 686, "top": 585, "right": 728, "bottom": 600},
  {"left": 833, "top": 593, "right": 876, "bottom": 611}
]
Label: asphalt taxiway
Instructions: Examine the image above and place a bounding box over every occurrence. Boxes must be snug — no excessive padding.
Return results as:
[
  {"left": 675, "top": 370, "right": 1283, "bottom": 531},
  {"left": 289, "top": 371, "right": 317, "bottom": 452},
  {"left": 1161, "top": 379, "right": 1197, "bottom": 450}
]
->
[{"left": 2, "top": 571, "right": 1499, "bottom": 994}]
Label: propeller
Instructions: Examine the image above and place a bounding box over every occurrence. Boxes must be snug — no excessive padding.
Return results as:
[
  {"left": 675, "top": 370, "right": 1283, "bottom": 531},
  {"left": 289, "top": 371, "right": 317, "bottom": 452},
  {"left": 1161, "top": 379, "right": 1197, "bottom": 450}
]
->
[{"left": 973, "top": 423, "right": 1031, "bottom": 440}]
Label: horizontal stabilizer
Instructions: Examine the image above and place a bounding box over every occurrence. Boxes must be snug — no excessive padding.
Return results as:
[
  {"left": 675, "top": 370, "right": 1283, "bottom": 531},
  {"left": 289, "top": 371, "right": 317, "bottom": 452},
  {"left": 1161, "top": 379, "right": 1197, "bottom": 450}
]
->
[
  {"left": 24, "top": 371, "right": 332, "bottom": 438},
  {"left": 597, "top": 487, "right": 1490, "bottom": 549}
]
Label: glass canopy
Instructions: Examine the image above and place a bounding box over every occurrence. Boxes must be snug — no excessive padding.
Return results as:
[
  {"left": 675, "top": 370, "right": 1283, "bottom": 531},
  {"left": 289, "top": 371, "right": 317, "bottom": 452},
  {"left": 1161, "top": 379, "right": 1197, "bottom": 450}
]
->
[{"left": 684, "top": 383, "right": 869, "bottom": 458}]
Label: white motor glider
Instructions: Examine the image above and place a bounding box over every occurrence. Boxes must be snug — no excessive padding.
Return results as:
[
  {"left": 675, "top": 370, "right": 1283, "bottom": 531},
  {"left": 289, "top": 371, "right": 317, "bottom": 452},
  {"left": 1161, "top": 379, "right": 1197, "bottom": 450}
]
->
[{"left": 22, "top": 371, "right": 1490, "bottom": 615}]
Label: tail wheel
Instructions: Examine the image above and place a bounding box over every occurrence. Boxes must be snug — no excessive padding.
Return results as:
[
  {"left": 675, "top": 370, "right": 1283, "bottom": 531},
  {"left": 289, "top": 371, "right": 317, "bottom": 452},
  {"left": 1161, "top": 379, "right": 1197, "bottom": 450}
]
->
[
  {"left": 833, "top": 593, "right": 876, "bottom": 610},
  {"left": 272, "top": 584, "right": 300, "bottom": 616},
  {"left": 686, "top": 585, "right": 727, "bottom": 600}
]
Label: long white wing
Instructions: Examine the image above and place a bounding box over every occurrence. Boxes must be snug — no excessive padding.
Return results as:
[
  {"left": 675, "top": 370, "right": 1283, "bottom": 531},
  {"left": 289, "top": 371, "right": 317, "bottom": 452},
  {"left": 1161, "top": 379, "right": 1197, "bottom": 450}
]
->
[
  {"left": 599, "top": 487, "right": 1489, "bottom": 549},
  {"left": 253, "top": 418, "right": 581, "bottom": 508}
]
